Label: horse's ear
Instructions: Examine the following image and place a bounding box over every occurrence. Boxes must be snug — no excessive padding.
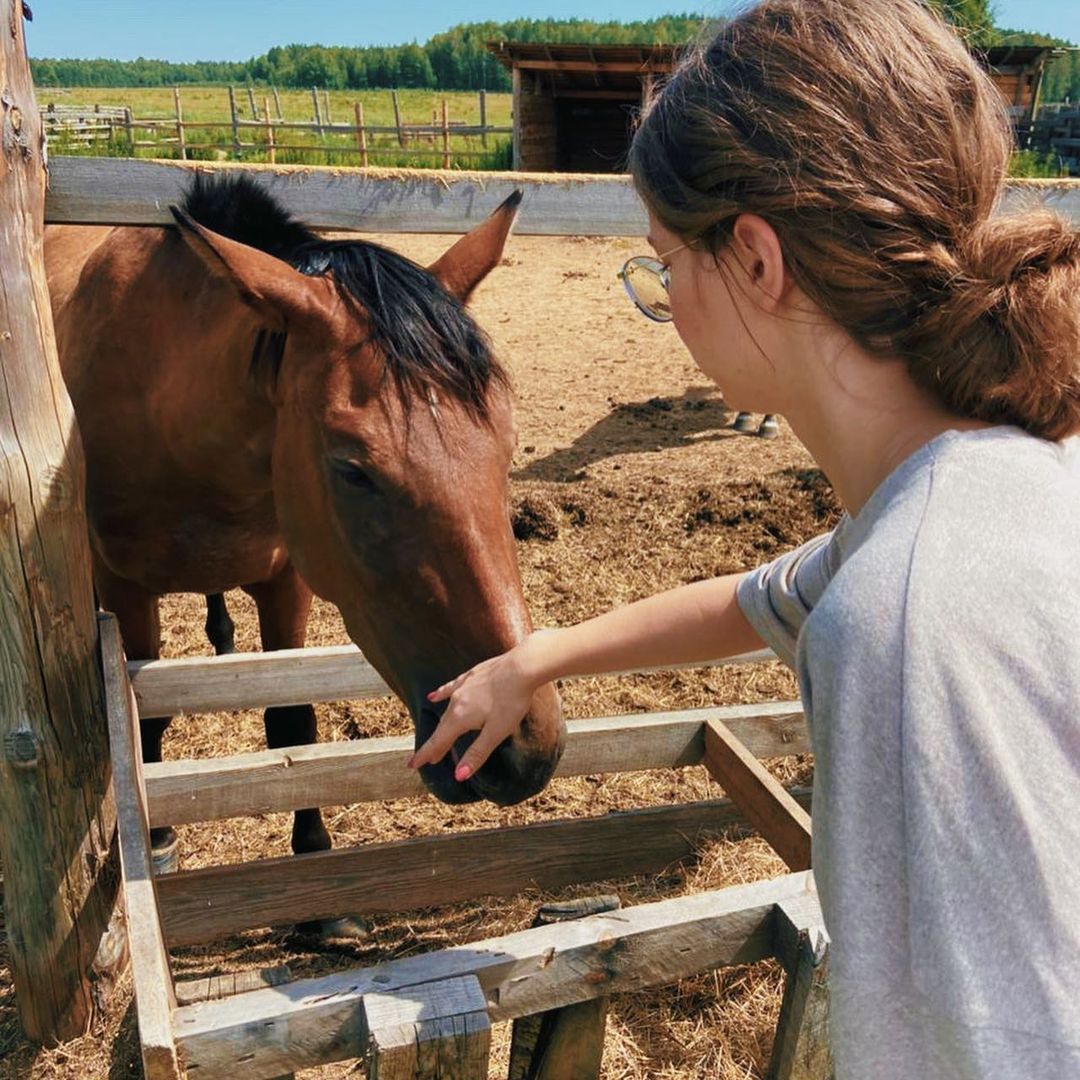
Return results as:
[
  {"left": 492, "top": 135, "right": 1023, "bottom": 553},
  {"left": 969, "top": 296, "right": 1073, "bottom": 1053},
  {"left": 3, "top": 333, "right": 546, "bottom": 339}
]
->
[
  {"left": 169, "top": 206, "right": 331, "bottom": 332},
  {"left": 427, "top": 190, "right": 522, "bottom": 303}
]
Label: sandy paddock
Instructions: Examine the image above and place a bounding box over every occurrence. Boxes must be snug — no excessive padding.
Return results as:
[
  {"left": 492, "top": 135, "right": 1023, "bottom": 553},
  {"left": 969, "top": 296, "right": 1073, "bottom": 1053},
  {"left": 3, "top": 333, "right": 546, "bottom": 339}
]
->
[{"left": 0, "top": 231, "right": 841, "bottom": 1079}]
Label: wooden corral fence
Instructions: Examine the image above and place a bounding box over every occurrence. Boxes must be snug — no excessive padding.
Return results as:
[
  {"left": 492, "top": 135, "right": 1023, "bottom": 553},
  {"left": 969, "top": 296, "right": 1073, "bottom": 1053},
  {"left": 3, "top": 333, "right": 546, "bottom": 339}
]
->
[
  {"left": 14, "top": 148, "right": 1080, "bottom": 1077},
  {"left": 1031, "top": 104, "right": 1080, "bottom": 177},
  {"left": 45, "top": 86, "right": 512, "bottom": 166}
]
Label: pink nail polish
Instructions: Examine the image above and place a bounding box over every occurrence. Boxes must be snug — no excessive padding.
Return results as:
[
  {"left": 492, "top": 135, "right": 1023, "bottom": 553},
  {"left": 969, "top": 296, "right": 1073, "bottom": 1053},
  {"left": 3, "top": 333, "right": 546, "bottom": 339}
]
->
[
  {"left": 406, "top": 754, "right": 416, "bottom": 769},
  {"left": 455, "top": 762, "right": 473, "bottom": 783}
]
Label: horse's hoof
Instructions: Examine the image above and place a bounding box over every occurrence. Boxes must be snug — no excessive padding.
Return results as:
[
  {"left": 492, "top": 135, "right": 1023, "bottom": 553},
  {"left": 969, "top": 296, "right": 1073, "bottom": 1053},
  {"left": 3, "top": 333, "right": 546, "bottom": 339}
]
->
[
  {"left": 757, "top": 418, "right": 781, "bottom": 439},
  {"left": 150, "top": 835, "right": 179, "bottom": 876},
  {"left": 731, "top": 412, "right": 758, "bottom": 433},
  {"left": 295, "top": 915, "right": 370, "bottom": 943}
]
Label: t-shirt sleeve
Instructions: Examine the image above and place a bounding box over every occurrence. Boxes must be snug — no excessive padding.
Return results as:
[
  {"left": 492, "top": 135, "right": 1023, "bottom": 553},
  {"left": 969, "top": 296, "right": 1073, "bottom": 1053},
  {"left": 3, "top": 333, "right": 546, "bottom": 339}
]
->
[{"left": 736, "top": 521, "right": 846, "bottom": 668}]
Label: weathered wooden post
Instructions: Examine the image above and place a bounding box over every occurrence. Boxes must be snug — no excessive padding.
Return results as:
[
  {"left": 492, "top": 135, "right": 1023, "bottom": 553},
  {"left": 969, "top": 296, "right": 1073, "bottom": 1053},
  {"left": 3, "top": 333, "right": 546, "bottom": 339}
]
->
[
  {"left": 311, "top": 85, "right": 324, "bottom": 135},
  {"left": 441, "top": 98, "right": 451, "bottom": 169},
  {"left": 264, "top": 95, "right": 275, "bottom": 164},
  {"left": 508, "top": 896, "right": 622, "bottom": 1079},
  {"left": 391, "top": 89, "right": 404, "bottom": 146},
  {"left": 479, "top": 89, "right": 488, "bottom": 148},
  {"left": 355, "top": 101, "right": 368, "bottom": 167},
  {"left": 173, "top": 86, "right": 186, "bottom": 160},
  {"left": 227, "top": 85, "right": 241, "bottom": 158},
  {"left": 0, "top": 0, "right": 121, "bottom": 1045}
]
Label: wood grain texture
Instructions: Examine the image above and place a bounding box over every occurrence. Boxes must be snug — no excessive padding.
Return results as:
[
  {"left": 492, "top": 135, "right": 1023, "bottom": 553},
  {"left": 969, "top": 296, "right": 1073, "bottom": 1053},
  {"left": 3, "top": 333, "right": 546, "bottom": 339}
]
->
[
  {"left": 144, "top": 702, "right": 808, "bottom": 826},
  {"left": 43, "top": 158, "right": 1080, "bottom": 235},
  {"left": 100, "top": 615, "right": 182, "bottom": 1078},
  {"left": 767, "top": 893, "right": 834, "bottom": 1080},
  {"left": 366, "top": 975, "right": 490, "bottom": 1080},
  {"left": 156, "top": 792, "right": 812, "bottom": 947},
  {"left": 0, "top": 9, "right": 118, "bottom": 1043},
  {"left": 172, "top": 871, "right": 815, "bottom": 1078},
  {"left": 704, "top": 719, "right": 813, "bottom": 872}
]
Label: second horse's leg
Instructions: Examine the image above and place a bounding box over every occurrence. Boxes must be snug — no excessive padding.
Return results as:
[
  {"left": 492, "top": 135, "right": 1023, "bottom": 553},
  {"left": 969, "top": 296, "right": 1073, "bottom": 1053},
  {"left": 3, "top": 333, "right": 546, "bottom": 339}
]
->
[
  {"left": 244, "top": 564, "right": 366, "bottom": 940},
  {"left": 243, "top": 564, "right": 330, "bottom": 855}
]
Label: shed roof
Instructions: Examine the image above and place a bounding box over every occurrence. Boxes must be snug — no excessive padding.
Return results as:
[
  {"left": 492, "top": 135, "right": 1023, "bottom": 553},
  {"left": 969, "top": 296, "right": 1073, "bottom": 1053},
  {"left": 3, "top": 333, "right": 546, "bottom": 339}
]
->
[{"left": 487, "top": 41, "right": 683, "bottom": 97}]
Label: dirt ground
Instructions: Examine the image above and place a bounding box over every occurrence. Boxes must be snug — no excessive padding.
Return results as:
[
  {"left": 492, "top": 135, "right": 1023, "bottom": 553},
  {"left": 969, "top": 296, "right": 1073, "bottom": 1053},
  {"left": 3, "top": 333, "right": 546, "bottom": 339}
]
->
[{"left": 0, "top": 230, "right": 841, "bottom": 1079}]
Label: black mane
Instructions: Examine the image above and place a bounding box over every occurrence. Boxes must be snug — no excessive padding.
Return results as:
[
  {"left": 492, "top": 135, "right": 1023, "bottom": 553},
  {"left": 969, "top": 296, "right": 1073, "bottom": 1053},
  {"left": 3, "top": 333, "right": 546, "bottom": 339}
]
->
[{"left": 181, "top": 172, "right": 505, "bottom": 415}]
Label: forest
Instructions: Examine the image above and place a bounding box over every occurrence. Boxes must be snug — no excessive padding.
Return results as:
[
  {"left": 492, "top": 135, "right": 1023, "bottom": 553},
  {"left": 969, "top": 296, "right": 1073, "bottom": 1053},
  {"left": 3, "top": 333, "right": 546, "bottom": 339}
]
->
[{"left": 29, "top": 10, "right": 1080, "bottom": 103}]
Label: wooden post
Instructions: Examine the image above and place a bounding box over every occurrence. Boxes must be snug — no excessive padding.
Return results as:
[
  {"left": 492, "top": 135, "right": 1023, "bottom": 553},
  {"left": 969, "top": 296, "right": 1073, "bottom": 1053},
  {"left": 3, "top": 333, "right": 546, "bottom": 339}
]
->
[
  {"left": 323, "top": 87, "right": 333, "bottom": 125},
  {"left": 355, "top": 101, "right": 368, "bottom": 167},
  {"left": 272, "top": 84, "right": 284, "bottom": 120},
  {"left": 311, "top": 86, "right": 323, "bottom": 135},
  {"left": 0, "top": 9, "right": 121, "bottom": 1044},
  {"left": 441, "top": 97, "right": 451, "bottom": 169},
  {"left": 227, "top": 85, "right": 241, "bottom": 158},
  {"left": 479, "top": 88, "right": 488, "bottom": 147},
  {"left": 172, "top": 86, "right": 186, "bottom": 161},
  {"left": 100, "top": 615, "right": 183, "bottom": 1079},
  {"left": 247, "top": 85, "right": 258, "bottom": 120},
  {"left": 264, "top": 96, "right": 275, "bottom": 164},
  {"left": 508, "top": 896, "right": 621, "bottom": 1080},
  {"left": 391, "top": 89, "right": 404, "bottom": 147},
  {"left": 124, "top": 105, "right": 134, "bottom": 155},
  {"left": 511, "top": 67, "right": 522, "bottom": 171},
  {"left": 365, "top": 975, "right": 490, "bottom": 1079},
  {"left": 767, "top": 893, "right": 834, "bottom": 1080}
]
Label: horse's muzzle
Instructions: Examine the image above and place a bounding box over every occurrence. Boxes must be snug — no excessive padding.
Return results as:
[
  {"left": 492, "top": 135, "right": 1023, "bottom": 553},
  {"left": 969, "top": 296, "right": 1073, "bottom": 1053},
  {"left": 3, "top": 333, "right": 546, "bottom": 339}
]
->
[{"left": 414, "top": 705, "right": 564, "bottom": 807}]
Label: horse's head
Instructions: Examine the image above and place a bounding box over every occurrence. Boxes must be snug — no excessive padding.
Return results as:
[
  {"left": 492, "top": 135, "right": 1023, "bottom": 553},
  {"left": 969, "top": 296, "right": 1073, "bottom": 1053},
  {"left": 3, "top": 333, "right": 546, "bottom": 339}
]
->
[{"left": 172, "top": 183, "right": 564, "bottom": 806}]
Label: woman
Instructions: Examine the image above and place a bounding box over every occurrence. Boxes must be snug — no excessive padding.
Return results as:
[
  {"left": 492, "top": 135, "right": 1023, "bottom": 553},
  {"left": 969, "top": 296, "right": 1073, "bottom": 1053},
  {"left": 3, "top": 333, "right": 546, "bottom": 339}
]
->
[{"left": 409, "top": 1, "right": 1080, "bottom": 1075}]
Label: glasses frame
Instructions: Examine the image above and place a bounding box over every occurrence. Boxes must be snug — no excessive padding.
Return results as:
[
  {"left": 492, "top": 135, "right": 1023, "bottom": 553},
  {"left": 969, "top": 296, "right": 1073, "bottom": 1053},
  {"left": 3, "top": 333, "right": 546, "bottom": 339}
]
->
[{"left": 617, "top": 242, "right": 689, "bottom": 323}]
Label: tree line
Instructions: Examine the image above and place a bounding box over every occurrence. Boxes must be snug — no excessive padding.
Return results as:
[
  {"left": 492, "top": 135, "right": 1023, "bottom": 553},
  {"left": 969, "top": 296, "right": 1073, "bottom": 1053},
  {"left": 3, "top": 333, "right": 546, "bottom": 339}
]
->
[{"left": 30, "top": 11, "right": 1079, "bottom": 103}]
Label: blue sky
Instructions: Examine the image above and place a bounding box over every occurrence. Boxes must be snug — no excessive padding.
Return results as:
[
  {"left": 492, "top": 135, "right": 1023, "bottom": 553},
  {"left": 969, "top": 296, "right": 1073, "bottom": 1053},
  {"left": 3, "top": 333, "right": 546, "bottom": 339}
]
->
[{"left": 24, "top": 1, "right": 1080, "bottom": 62}]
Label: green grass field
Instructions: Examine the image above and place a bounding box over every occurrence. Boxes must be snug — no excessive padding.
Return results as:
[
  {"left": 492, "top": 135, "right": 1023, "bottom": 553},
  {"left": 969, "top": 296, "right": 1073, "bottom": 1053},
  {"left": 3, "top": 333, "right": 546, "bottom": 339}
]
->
[{"left": 39, "top": 86, "right": 514, "bottom": 169}]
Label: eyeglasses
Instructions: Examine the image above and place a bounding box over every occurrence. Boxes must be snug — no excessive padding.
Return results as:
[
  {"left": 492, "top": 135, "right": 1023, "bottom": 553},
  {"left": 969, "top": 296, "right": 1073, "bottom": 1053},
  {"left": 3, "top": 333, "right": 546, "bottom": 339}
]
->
[{"left": 617, "top": 242, "right": 688, "bottom": 323}]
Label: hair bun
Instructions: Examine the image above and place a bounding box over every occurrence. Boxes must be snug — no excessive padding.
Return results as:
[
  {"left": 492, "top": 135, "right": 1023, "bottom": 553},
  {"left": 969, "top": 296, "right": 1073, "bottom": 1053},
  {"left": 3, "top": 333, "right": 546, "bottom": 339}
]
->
[{"left": 906, "top": 211, "right": 1080, "bottom": 440}]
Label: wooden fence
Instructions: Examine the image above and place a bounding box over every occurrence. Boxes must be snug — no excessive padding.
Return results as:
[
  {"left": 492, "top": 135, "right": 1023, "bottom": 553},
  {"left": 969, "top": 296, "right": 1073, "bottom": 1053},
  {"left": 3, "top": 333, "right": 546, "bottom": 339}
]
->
[
  {"left": 43, "top": 156, "right": 1080, "bottom": 237},
  {"left": 1031, "top": 104, "right": 1080, "bottom": 176},
  {"left": 41, "top": 86, "right": 511, "bottom": 167}
]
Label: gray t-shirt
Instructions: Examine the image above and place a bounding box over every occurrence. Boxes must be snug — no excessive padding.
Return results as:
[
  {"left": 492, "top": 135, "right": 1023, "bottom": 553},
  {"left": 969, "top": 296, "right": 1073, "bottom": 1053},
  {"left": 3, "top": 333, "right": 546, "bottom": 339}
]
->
[{"left": 737, "top": 427, "right": 1080, "bottom": 1080}]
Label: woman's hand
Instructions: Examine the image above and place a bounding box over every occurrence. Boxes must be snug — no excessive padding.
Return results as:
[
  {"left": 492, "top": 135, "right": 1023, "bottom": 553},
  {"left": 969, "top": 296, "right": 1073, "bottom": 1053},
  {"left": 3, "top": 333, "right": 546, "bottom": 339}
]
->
[{"left": 406, "top": 636, "right": 545, "bottom": 782}]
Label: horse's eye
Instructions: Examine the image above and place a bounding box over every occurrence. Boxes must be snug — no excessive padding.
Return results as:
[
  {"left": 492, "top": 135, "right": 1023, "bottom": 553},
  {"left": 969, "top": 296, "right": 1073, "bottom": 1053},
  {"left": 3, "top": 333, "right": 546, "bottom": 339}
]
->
[{"left": 331, "top": 459, "right": 379, "bottom": 494}]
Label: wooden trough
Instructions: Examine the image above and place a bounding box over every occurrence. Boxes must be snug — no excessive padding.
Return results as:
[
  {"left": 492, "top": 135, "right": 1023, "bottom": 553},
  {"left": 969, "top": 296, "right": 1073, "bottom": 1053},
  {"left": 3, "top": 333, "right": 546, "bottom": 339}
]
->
[{"left": 100, "top": 610, "right": 829, "bottom": 1079}]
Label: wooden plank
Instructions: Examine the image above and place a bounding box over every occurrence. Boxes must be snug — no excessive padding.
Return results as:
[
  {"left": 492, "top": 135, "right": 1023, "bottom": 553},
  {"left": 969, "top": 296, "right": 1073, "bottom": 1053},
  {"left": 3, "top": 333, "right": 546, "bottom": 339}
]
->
[
  {"left": 0, "top": 17, "right": 120, "bottom": 1043},
  {"left": 156, "top": 792, "right": 812, "bottom": 947},
  {"left": 175, "top": 965, "right": 293, "bottom": 1007},
  {"left": 767, "top": 894, "right": 834, "bottom": 1080},
  {"left": 172, "top": 871, "right": 814, "bottom": 1078},
  {"left": 44, "top": 158, "right": 1080, "bottom": 234},
  {"left": 100, "top": 615, "right": 182, "bottom": 1078},
  {"left": 128, "top": 641, "right": 774, "bottom": 717},
  {"left": 366, "top": 975, "right": 490, "bottom": 1080},
  {"left": 43, "top": 156, "right": 649, "bottom": 234},
  {"left": 144, "top": 703, "right": 807, "bottom": 827},
  {"left": 704, "top": 719, "right": 812, "bottom": 872}
]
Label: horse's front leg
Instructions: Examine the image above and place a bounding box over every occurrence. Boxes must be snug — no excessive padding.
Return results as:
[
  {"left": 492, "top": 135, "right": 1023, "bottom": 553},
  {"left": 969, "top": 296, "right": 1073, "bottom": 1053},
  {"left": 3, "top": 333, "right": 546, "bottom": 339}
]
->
[
  {"left": 242, "top": 564, "right": 330, "bottom": 856},
  {"left": 93, "top": 558, "right": 178, "bottom": 872}
]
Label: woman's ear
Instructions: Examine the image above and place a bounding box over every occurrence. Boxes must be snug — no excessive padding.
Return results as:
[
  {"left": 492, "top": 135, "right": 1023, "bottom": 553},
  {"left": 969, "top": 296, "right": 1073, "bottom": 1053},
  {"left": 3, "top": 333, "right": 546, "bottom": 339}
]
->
[{"left": 730, "top": 214, "right": 789, "bottom": 308}]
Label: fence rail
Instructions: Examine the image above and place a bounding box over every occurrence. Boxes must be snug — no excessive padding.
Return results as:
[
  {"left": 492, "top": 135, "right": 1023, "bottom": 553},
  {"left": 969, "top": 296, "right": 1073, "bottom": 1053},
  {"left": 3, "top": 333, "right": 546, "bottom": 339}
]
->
[
  {"left": 43, "top": 156, "right": 1080, "bottom": 237},
  {"left": 40, "top": 86, "right": 509, "bottom": 168}
]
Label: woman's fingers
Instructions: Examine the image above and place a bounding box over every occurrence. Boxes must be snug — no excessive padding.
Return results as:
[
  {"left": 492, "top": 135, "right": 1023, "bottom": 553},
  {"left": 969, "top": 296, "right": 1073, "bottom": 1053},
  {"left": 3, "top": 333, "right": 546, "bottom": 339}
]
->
[
  {"left": 407, "top": 696, "right": 478, "bottom": 771},
  {"left": 451, "top": 726, "right": 507, "bottom": 783},
  {"left": 426, "top": 670, "right": 470, "bottom": 703}
]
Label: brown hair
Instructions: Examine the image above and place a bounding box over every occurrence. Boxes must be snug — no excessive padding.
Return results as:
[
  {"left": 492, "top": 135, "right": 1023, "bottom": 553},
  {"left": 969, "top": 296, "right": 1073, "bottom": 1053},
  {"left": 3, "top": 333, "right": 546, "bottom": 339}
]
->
[{"left": 629, "top": 0, "right": 1080, "bottom": 439}]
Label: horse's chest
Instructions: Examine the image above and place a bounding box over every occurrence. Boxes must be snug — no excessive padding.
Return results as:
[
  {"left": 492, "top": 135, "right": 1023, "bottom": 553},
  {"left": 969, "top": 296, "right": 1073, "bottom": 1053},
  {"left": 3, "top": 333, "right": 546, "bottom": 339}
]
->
[{"left": 92, "top": 494, "right": 288, "bottom": 595}]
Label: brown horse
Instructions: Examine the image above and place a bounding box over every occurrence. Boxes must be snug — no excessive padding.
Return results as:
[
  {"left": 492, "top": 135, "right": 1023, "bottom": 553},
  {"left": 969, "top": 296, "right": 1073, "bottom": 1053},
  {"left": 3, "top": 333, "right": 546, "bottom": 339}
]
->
[{"left": 45, "top": 174, "right": 565, "bottom": 887}]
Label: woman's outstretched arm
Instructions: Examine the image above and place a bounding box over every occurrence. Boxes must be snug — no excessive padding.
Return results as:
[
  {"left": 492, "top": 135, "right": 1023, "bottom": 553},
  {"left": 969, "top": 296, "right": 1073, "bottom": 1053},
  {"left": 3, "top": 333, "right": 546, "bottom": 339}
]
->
[{"left": 408, "top": 571, "right": 764, "bottom": 780}]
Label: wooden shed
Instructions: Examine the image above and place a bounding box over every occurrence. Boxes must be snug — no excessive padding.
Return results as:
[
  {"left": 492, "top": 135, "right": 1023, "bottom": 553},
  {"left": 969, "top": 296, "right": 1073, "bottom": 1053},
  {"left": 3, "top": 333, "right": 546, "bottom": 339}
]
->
[
  {"left": 975, "top": 44, "right": 1068, "bottom": 145},
  {"left": 490, "top": 39, "right": 1067, "bottom": 173},
  {"left": 487, "top": 42, "right": 680, "bottom": 173}
]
